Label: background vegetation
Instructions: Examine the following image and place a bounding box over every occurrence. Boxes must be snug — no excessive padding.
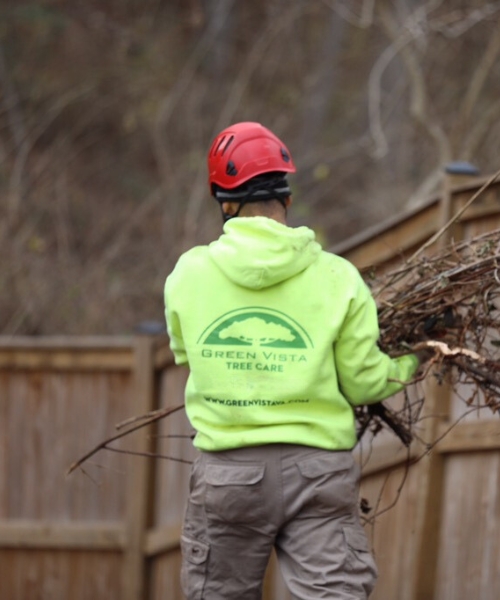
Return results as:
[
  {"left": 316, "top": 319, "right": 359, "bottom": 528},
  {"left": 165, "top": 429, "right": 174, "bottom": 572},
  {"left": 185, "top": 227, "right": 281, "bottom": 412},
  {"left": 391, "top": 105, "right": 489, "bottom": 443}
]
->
[{"left": 1, "top": 0, "right": 499, "bottom": 334}]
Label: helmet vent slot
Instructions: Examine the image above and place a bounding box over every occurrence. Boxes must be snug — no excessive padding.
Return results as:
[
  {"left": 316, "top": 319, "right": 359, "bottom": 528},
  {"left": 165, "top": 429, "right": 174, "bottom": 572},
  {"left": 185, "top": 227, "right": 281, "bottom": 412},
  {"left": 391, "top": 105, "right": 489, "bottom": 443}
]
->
[
  {"left": 221, "top": 135, "right": 234, "bottom": 155},
  {"left": 281, "top": 148, "right": 291, "bottom": 162},
  {"left": 226, "top": 160, "right": 238, "bottom": 176},
  {"left": 213, "top": 136, "right": 227, "bottom": 156}
]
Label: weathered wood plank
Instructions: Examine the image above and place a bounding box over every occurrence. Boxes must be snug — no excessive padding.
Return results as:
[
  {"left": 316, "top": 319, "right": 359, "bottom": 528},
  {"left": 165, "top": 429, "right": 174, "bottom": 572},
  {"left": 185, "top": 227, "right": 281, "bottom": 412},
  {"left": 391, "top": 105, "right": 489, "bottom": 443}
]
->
[
  {"left": 436, "top": 421, "right": 500, "bottom": 453},
  {"left": 435, "top": 452, "right": 500, "bottom": 600},
  {"left": 143, "top": 525, "right": 181, "bottom": 557},
  {"left": 0, "top": 349, "right": 133, "bottom": 371},
  {"left": 0, "top": 548, "right": 123, "bottom": 600},
  {"left": 149, "top": 550, "right": 184, "bottom": 600},
  {"left": 152, "top": 341, "right": 174, "bottom": 370},
  {"left": 332, "top": 175, "right": 500, "bottom": 267},
  {"left": 0, "top": 336, "right": 134, "bottom": 348},
  {"left": 358, "top": 440, "right": 419, "bottom": 477},
  {"left": 122, "top": 337, "right": 157, "bottom": 600},
  {"left": 0, "top": 520, "right": 126, "bottom": 550},
  {"left": 0, "top": 336, "right": 134, "bottom": 371},
  {"left": 338, "top": 204, "right": 439, "bottom": 269},
  {"left": 411, "top": 375, "right": 453, "bottom": 600},
  {"left": 1, "top": 370, "right": 132, "bottom": 521}
]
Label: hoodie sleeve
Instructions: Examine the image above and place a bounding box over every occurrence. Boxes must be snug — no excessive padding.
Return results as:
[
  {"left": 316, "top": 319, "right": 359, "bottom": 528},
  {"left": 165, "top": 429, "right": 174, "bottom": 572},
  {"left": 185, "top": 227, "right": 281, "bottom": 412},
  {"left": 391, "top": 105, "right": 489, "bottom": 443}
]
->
[
  {"left": 334, "top": 269, "right": 419, "bottom": 406},
  {"left": 164, "top": 270, "right": 189, "bottom": 366}
]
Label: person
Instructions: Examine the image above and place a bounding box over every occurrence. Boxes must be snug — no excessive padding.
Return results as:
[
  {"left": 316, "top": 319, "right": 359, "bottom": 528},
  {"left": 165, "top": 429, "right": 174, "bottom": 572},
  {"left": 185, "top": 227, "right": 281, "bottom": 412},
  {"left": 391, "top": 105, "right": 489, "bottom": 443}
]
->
[{"left": 164, "top": 121, "right": 424, "bottom": 600}]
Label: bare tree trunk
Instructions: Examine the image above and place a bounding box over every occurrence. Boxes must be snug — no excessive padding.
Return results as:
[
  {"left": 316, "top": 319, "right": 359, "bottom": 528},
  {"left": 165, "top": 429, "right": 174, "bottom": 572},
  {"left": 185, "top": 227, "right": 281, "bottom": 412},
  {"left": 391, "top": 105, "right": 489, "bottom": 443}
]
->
[
  {"left": 202, "top": 0, "right": 236, "bottom": 77},
  {"left": 298, "top": 8, "right": 346, "bottom": 169},
  {"left": 456, "top": 18, "right": 500, "bottom": 157},
  {"left": 378, "top": 0, "right": 452, "bottom": 166},
  {"left": 0, "top": 43, "right": 26, "bottom": 152},
  {"left": 0, "top": 42, "right": 28, "bottom": 218}
]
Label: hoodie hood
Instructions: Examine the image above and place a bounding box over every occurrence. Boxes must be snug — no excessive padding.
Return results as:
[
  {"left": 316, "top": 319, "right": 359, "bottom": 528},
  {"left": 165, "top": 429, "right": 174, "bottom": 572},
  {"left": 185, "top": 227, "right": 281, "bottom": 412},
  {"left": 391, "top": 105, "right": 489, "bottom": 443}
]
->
[{"left": 208, "top": 216, "right": 321, "bottom": 289}]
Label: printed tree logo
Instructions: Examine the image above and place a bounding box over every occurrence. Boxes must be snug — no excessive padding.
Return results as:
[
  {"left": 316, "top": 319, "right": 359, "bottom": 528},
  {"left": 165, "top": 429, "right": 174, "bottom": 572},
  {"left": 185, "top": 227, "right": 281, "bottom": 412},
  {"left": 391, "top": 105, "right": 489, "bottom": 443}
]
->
[
  {"left": 219, "top": 317, "right": 295, "bottom": 346},
  {"left": 199, "top": 308, "right": 313, "bottom": 349}
]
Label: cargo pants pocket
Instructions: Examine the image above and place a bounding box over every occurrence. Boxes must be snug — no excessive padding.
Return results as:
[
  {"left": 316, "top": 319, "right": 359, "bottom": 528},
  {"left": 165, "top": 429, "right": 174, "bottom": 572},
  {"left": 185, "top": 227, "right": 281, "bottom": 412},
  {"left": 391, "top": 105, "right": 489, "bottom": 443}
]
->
[
  {"left": 297, "top": 451, "right": 358, "bottom": 517},
  {"left": 204, "top": 463, "right": 266, "bottom": 523},
  {"left": 180, "top": 535, "right": 210, "bottom": 600},
  {"left": 342, "top": 525, "right": 378, "bottom": 599}
]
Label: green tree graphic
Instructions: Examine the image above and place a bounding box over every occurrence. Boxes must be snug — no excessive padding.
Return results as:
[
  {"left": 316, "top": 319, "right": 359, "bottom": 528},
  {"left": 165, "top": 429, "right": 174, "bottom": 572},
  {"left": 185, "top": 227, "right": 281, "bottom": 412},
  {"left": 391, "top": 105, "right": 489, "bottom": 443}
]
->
[{"left": 219, "top": 317, "right": 295, "bottom": 345}]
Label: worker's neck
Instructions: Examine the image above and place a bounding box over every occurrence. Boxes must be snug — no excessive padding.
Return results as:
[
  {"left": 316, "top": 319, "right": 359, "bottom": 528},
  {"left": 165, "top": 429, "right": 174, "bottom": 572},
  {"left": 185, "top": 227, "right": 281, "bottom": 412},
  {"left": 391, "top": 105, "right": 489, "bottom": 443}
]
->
[{"left": 237, "top": 209, "right": 287, "bottom": 225}]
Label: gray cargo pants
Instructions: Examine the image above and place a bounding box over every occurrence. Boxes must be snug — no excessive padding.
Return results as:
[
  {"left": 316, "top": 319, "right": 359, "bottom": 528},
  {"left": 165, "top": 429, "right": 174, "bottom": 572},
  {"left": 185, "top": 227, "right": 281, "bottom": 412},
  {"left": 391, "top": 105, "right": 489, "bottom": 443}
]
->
[{"left": 180, "top": 444, "right": 377, "bottom": 600}]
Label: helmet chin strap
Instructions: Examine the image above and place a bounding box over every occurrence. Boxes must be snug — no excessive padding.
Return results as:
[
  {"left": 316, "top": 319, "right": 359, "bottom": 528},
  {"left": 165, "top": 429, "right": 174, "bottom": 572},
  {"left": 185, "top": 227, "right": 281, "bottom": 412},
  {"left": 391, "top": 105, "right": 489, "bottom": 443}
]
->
[
  {"left": 220, "top": 198, "right": 247, "bottom": 222},
  {"left": 221, "top": 208, "right": 233, "bottom": 223}
]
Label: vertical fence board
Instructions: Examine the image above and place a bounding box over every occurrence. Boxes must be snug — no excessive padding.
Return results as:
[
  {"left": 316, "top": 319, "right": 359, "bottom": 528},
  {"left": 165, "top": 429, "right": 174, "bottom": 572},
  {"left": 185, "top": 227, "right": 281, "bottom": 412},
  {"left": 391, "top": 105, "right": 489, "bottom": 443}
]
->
[
  {"left": 122, "top": 337, "right": 157, "bottom": 600},
  {"left": 410, "top": 376, "right": 452, "bottom": 600},
  {"left": 149, "top": 365, "right": 192, "bottom": 599},
  {"left": 360, "top": 462, "right": 420, "bottom": 600},
  {"left": 149, "top": 551, "right": 183, "bottom": 600},
  {"left": 154, "top": 365, "right": 193, "bottom": 530},
  {"left": 0, "top": 549, "right": 123, "bottom": 600},
  {"left": 435, "top": 452, "right": 500, "bottom": 600},
  {"left": 4, "top": 369, "right": 132, "bottom": 521}
]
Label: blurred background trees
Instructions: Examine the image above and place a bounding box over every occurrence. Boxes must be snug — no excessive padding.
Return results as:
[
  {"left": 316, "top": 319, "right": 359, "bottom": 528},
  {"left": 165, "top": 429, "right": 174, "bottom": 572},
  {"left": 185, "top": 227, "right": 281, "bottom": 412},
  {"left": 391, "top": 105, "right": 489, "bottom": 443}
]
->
[{"left": 1, "top": 0, "right": 499, "bottom": 334}]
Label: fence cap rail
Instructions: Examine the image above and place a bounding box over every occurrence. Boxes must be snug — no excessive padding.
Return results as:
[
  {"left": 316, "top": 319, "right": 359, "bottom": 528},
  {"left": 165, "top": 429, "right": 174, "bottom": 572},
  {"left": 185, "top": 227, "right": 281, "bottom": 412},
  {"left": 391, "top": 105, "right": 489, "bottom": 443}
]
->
[
  {"left": 331, "top": 173, "right": 500, "bottom": 258},
  {"left": 0, "top": 335, "right": 136, "bottom": 350},
  {"left": 0, "top": 335, "right": 174, "bottom": 371}
]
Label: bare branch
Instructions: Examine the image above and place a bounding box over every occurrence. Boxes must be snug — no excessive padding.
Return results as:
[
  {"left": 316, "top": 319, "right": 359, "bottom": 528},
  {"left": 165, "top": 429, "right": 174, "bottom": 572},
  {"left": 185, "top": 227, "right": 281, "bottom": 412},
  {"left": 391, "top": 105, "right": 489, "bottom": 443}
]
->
[
  {"left": 378, "top": 1, "right": 452, "bottom": 164},
  {"left": 409, "top": 166, "right": 500, "bottom": 261},
  {"left": 413, "top": 340, "right": 486, "bottom": 363},
  {"left": 458, "top": 18, "right": 500, "bottom": 131},
  {"left": 0, "top": 42, "right": 27, "bottom": 151},
  {"left": 105, "top": 446, "right": 192, "bottom": 465},
  {"left": 6, "top": 86, "right": 93, "bottom": 217},
  {"left": 430, "top": 1, "right": 500, "bottom": 38},
  {"left": 462, "top": 100, "right": 500, "bottom": 161},
  {"left": 367, "top": 0, "right": 448, "bottom": 160},
  {"left": 151, "top": 0, "right": 237, "bottom": 186},
  {"left": 406, "top": 166, "right": 443, "bottom": 208},
  {"left": 66, "top": 404, "right": 185, "bottom": 476},
  {"left": 321, "top": 0, "right": 375, "bottom": 29},
  {"left": 368, "top": 29, "right": 413, "bottom": 158}
]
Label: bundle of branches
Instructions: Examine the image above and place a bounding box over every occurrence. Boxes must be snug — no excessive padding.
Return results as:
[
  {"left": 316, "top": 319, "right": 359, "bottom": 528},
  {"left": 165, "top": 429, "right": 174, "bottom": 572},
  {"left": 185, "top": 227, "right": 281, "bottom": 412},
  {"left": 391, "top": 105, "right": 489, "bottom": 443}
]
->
[{"left": 355, "top": 227, "right": 500, "bottom": 446}]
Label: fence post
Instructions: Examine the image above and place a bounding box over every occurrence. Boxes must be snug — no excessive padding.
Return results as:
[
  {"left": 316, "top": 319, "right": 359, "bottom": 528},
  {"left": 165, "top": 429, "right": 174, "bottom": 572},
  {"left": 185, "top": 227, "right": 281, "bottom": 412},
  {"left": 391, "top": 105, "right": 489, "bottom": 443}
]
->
[
  {"left": 438, "top": 161, "right": 480, "bottom": 249},
  {"left": 410, "top": 166, "right": 477, "bottom": 599},
  {"left": 122, "top": 336, "right": 157, "bottom": 600},
  {"left": 410, "top": 375, "right": 451, "bottom": 600}
]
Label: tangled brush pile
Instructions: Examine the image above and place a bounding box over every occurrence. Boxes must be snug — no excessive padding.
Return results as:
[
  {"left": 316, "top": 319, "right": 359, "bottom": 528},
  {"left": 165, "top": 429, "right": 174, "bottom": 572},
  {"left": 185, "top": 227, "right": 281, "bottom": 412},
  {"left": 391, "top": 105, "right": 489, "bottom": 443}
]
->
[{"left": 356, "top": 227, "right": 500, "bottom": 445}]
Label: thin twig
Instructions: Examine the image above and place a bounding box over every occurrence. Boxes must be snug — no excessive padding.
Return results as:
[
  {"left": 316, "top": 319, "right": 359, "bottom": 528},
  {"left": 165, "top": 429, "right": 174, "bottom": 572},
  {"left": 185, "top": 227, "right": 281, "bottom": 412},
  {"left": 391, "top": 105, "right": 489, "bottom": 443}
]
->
[
  {"left": 106, "top": 446, "right": 193, "bottom": 465},
  {"left": 409, "top": 166, "right": 500, "bottom": 261},
  {"left": 66, "top": 404, "right": 185, "bottom": 476}
]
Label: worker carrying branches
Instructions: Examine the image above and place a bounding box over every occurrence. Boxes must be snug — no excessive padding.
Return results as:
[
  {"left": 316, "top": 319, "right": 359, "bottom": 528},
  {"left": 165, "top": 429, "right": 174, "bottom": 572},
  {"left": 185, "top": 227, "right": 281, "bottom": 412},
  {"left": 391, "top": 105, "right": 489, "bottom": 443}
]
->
[{"left": 164, "top": 122, "right": 431, "bottom": 600}]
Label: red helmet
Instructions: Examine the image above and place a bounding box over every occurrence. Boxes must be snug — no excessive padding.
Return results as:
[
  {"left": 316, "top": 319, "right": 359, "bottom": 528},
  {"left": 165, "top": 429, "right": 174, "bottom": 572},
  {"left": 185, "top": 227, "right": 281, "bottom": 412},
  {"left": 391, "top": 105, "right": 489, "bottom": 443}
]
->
[{"left": 207, "top": 122, "right": 296, "bottom": 193}]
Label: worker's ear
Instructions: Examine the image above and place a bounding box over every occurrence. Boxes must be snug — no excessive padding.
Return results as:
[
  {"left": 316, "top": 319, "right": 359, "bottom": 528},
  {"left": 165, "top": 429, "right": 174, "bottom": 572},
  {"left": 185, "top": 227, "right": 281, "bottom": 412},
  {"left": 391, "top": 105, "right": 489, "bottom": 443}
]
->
[
  {"left": 284, "top": 197, "right": 292, "bottom": 208},
  {"left": 221, "top": 201, "right": 239, "bottom": 216}
]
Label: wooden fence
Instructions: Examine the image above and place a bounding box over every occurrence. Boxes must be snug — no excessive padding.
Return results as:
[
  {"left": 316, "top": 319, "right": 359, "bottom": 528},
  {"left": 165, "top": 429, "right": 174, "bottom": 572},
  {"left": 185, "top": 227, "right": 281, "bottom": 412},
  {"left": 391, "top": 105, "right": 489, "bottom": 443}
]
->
[
  {"left": 1, "top": 169, "right": 500, "bottom": 599},
  {"left": 0, "top": 336, "right": 194, "bottom": 600},
  {"left": 330, "top": 169, "right": 500, "bottom": 600}
]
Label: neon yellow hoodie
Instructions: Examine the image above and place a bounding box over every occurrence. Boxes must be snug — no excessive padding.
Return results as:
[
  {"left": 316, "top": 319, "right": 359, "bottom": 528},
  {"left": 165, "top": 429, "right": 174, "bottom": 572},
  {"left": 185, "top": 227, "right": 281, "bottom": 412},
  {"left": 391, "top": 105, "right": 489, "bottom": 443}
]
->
[{"left": 164, "top": 216, "right": 418, "bottom": 451}]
